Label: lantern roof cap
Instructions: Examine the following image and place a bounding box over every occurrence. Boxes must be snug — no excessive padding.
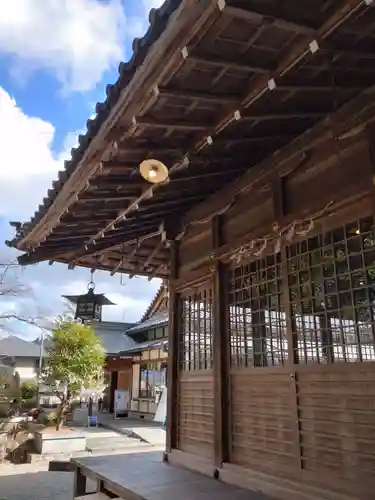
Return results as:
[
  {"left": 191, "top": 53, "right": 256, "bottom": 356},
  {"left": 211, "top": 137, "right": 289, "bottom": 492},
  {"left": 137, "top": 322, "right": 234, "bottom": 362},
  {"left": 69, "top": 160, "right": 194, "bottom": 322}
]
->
[{"left": 62, "top": 293, "right": 115, "bottom": 306}]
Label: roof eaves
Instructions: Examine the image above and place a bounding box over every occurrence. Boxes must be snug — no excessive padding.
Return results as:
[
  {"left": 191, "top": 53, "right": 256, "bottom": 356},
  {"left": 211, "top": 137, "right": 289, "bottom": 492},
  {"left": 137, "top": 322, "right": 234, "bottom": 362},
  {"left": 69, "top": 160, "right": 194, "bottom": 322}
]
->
[{"left": 7, "top": 0, "right": 184, "bottom": 250}]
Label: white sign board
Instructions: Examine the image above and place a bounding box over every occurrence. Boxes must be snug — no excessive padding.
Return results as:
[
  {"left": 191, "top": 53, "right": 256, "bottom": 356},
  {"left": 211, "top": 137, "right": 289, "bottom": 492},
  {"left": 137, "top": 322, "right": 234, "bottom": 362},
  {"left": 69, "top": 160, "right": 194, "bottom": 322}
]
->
[
  {"left": 114, "top": 389, "right": 130, "bottom": 419},
  {"left": 154, "top": 387, "right": 167, "bottom": 424}
]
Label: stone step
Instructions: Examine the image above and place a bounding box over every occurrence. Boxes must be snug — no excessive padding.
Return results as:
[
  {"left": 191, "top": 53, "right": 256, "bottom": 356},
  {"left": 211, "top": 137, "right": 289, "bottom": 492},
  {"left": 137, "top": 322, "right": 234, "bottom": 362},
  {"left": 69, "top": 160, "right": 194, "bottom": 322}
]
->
[
  {"left": 27, "top": 450, "right": 91, "bottom": 464},
  {"left": 75, "top": 493, "right": 117, "bottom": 500},
  {"left": 85, "top": 440, "right": 150, "bottom": 452},
  {"left": 28, "top": 442, "right": 153, "bottom": 464}
]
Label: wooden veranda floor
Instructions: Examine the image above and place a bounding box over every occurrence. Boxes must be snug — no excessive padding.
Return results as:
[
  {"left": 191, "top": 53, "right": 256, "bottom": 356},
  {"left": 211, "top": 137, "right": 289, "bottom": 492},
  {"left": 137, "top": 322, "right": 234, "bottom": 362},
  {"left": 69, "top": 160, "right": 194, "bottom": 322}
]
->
[{"left": 71, "top": 451, "right": 272, "bottom": 500}]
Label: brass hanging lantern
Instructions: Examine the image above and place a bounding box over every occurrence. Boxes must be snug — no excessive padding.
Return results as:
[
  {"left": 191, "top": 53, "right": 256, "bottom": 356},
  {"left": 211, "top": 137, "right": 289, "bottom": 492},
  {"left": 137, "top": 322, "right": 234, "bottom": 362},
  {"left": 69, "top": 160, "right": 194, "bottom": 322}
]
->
[{"left": 139, "top": 159, "right": 169, "bottom": 184}]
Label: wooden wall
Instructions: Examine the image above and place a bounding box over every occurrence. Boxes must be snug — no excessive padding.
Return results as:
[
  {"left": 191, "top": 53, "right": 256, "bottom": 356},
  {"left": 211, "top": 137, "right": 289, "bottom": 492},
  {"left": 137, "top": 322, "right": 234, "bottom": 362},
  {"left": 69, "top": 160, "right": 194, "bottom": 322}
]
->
[
  {"left": 167, "top": 128, "right": 375, "bottom": 500},
  {"left": 176, "top": 280, "right": 215, "bottom": 460}
]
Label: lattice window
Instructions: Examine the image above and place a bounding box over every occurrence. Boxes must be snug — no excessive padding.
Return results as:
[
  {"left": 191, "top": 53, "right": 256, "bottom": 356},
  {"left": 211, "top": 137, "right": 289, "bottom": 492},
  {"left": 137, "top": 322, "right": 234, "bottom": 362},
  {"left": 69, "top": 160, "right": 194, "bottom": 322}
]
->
[
  {"left": 228, "top": 253, "right": 287, "bottom": 368},
  {"left": 287, "top": 215, "right": 375, "bottom": 363},
  {"left": 179, "top": 285, "right": 213, "bottom": 371}
]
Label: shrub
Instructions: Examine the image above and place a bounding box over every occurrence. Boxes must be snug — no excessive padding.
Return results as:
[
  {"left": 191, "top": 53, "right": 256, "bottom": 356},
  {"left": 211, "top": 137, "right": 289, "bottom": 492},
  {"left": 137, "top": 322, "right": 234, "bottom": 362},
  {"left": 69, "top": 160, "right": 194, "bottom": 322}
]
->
[
  {"left": 21, "top": 398, "right": 37, "bottom": 410},
  {"left": 42, "top": 411, "right": 58, "bottom": 427},
  {"left": 21, "top": 380, "right": 38, "bottom": 400}
]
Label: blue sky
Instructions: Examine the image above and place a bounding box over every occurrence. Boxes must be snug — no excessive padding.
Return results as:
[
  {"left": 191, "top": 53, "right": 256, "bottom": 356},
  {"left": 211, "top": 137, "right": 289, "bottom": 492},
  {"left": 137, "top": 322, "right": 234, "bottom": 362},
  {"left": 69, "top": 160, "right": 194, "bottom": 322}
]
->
[{"left": 0, "top": 0, "right": 164, "bottom": 338}]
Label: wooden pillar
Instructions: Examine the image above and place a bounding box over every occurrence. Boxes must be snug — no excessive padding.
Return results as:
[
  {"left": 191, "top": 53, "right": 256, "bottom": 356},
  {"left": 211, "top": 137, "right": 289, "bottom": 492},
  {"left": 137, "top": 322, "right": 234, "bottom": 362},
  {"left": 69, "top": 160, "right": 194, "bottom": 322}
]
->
[
  {"left": 73, "top": 467, "right": 87, "bottom": 497},
  {"left": 212, "top": 216, "right": 230, "bottom": 467},
  {"left": 166, "top": 241, "right": 179, "bottom": 453},
  {"left": 275, "top": 175, "right": 303, "bottom": 471}
]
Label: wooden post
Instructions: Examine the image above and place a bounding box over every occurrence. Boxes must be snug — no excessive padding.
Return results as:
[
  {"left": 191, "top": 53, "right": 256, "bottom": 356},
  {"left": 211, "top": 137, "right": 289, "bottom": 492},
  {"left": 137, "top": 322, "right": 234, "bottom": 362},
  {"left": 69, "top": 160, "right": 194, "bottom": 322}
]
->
[
  {"left": 274, "top": 174, "right": 303, "bottom": 472},
  {"left": 166, "top": 241, "right": 179, "bottom": 453},
  {"left": 73, "top": 467, "right": 87, "bottom": 497},
  {"left": 212, "top": 216, "right": 230, "bottom": 467},
  {"left": 366, "top": 123, "right": 375, "bottom": 215}
]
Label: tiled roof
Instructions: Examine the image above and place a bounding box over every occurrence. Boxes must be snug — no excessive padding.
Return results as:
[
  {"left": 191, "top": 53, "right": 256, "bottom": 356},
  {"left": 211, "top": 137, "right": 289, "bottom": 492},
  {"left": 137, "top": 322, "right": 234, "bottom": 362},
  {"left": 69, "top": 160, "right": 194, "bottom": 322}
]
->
[
  {"left": 122, "top": 338, "right": 168, "bottom": 354},
  {"left": 125, "top": 310, "right": 168, "bottom": 335},
  {"left": 0, "top": 336, "right": 46, "bottom": 358},
  {"left": 9, "top": 0, "right": 183, "bottom": 246},
  {"left": 91, "top": 321, "right": 137, "bottom": 354},
  {"left": 141, "top": 283, "right": 165, "bottom": 322}
]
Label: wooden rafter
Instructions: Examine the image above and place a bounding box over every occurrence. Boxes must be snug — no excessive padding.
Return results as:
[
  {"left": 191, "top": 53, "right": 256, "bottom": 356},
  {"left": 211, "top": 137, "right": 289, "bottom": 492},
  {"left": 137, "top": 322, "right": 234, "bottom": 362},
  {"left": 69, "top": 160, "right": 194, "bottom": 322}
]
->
[
  {"left": 14, "top": 0, "right": 375, "bottom": 277},
  {"left": 184, "top": 50, "right": 275, "bottom": 74},
  {"left": 222, "top": 4, "right": 318, "bottom": 36},
  {"left": 240, "top": 111, "right": 327, "bottom": 121},
  {"left": 133, "top": 116, "right": 206, "bottom": 131},
  {"left": 49, "top": 0, "right": 369, "bottom": 269},
  {"left": 155, "top": 85, "right": 238, "bottom": 105}
]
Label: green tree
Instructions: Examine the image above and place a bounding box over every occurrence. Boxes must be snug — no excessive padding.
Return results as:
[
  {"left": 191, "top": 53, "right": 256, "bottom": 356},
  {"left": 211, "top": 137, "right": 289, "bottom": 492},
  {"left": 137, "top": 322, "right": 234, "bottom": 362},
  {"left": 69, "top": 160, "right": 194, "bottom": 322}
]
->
[
  {"left": 42, "top": 320, "right": 105, "bottom": 430},
  {"left": 21, "top": 380, "right": 38, "bottom": 400}
]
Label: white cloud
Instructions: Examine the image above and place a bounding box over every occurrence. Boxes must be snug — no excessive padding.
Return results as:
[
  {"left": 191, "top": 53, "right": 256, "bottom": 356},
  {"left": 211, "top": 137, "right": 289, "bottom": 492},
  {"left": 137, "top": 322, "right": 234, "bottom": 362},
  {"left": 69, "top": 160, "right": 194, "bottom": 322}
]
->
[
  {"left": 0, "top": 87, "right": 63, "bottom": 216},
  {"left": 0, "top": 87, "right": 161, "bottom": 335},
  {"left": 0, "top": 0, "right": 166, "bottom": 337},
  {"left": 0, "top": 0, "right": 128, "bottom": 93},
  {"left": 142, "top": 0, "right": 166, "bottom": 13}
]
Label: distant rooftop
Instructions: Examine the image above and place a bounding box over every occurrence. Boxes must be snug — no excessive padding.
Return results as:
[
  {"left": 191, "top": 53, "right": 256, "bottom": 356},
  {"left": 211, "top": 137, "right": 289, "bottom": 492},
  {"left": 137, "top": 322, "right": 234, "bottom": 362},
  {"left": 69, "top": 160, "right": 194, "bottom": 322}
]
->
[
  {"left": 125, "top": 310, "right": 168, "bottom": 336},
  {"left": 0, "top": 336, "right": 46, "bottom": 358},
  {"left": 90, "top": 320, "right": 137, "bottom": 354}
]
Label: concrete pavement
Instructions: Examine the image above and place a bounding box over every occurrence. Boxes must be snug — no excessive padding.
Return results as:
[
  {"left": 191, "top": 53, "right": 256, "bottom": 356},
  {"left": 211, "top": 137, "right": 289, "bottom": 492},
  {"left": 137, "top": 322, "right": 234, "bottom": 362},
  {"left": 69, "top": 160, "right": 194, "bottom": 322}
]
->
[{"left": 97, "top": 412, "right": 166, "bottom": 447}]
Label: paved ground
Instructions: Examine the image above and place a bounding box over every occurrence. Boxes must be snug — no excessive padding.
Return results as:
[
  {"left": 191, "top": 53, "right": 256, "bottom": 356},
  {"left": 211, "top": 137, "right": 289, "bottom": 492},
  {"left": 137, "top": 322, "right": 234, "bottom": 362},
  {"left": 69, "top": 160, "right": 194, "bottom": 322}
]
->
[
  {"left": 98, "top": 412, "right": 166, "bottom": 447},
  {"left": 0, "top": 406, "right": 163, "bottom": 500},
  {"left": 0, "top": 465, "right": 78, "bottom": 500}
]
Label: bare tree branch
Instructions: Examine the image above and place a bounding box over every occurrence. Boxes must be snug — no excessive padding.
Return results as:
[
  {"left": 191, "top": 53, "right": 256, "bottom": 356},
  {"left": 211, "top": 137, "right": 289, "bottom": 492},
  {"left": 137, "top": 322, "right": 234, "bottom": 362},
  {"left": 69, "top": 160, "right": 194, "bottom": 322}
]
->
[{"left": 0, "top": 261, "right": 48, "bottom": 335}]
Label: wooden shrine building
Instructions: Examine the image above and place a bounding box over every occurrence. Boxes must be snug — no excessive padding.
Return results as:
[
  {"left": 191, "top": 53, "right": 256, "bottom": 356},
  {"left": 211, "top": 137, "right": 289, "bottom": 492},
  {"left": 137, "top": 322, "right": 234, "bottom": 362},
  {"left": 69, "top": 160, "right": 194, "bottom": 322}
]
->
[{"left": 7, "top": 1, "right": 375, "bottom": 498}]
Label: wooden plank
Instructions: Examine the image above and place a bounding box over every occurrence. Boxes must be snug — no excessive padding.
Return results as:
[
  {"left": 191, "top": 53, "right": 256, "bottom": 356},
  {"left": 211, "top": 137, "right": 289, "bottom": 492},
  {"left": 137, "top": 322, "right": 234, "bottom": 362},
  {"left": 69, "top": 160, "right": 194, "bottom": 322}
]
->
[
  {"left": 70, "top": 451, "right": 266, "bottom": 500},
  {"left": 178, "top": 372, "right": 215, "bottom": 459}
]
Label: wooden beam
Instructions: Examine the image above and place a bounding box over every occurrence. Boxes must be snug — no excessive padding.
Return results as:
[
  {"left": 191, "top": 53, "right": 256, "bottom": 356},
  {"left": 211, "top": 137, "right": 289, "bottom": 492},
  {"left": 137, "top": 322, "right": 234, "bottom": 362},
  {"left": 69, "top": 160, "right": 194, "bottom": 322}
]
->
[
  {"left": 18, "top": 228, "right": 160, "bottom": 266},
  {"left": 322, "top": 44, "right": 375, "bottom": 61},
  {"left": 20, "top": 0, "right": 219, "bottom": 249},
  {"left": 186, "top": 51, "right": 274, "bottom": 74},
  {"left": 74, "top": 258, "right": 168, "bottom": 279},
  {"left": 212, "top": 215, "right": 229, "bottom": 468},
  {"left": 80, "top": 194, "right": 139, "bottom": 202},
  {"left": 110, "top": 241, "right": 140, "bottom": 276},
  {"left": 271, "top": 84, "right": 366, "bottom": 93},
  {"left": 185, "top": 86, "right": 375, "bottom": 225},
  {"left": 133, "top": 116, "right": 206, "bottom": 131},
  {"left": 20, "top": 0, "right": 364, "bottom": 255},
  {"left": 116, "top": 145, "right": 183, "bottom": 155},
  {"left": 240, "top": 110, "right": 327, "bottom": 121},
  {"left": 100, "top": 160, "right": 136, "bottom": 171},
  {"left": 272, "top": 176, "right": 286, "bottom": 222},
  {"left": 166, "top": 241, "right": 179, "bottom": 453},
  {"left": 156, "top": 85, "right": 239, "bottom": 105},
  {"left": 138, "top": 195, "right": 204, "bottom": 210},
  {"left": 141, "top": 241, "right": 164, "bottom": 272},
  {"left": 222, "top": 4, "right": 318, "bottom": 36},
  {"left": 170, "top": 168, "right": 243, "bottom": 181},
  {"left": 39, "top": 0, "right": 365, "bottom": 266},
  {"left": 90, "top": 177, "right": 141, "bottom": 187},
  {"left": 216, "top": 134, "right": 297, "bottom": 145},
  {"left": 80, "top": 226, "right": 160, "bottom": 258}
]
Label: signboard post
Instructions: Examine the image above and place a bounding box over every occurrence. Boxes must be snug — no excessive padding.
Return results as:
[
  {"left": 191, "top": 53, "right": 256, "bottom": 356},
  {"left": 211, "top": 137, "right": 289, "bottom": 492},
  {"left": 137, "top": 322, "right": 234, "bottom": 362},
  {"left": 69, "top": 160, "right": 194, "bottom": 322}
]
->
[
  {"left": 154, "top": 387, "right": 167, "bottom": 425},
  {"left": 114, "top": 389, "right": 130, "bottom": 420}
]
